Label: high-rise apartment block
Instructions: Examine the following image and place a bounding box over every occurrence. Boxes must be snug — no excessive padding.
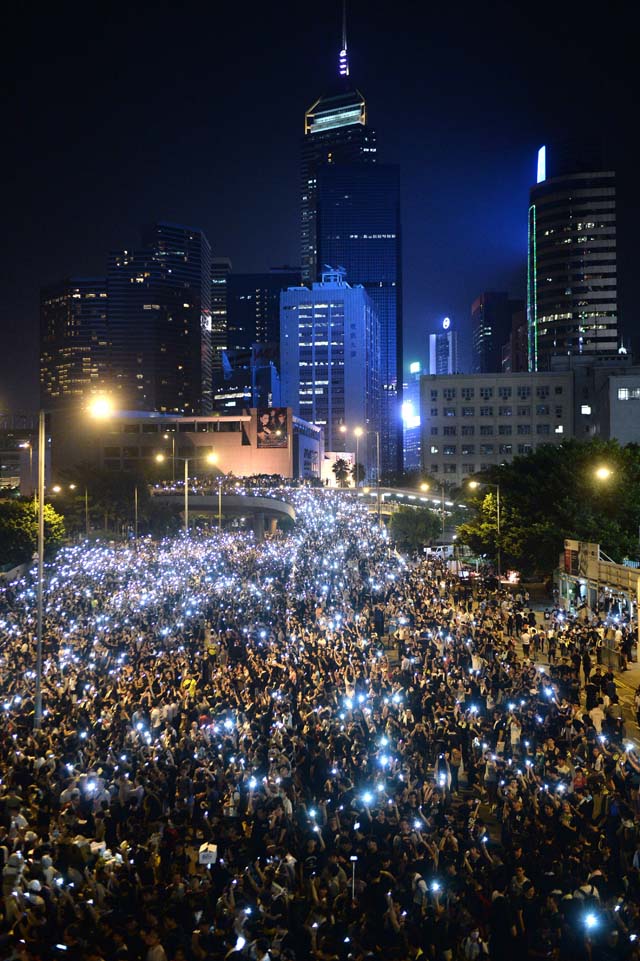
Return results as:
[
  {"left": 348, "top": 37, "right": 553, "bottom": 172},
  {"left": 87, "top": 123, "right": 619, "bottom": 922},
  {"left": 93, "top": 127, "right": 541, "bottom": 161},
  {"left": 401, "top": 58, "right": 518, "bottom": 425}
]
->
[
  {"left": 107, "top": 222, "right": 212, "bottom": 413},
  {"left": 280, "top": 269, "right": 380, "bottom": 471},
  {"left": 429, "top": 318, "right": 459, "bottom": 375},
  {"left": 471, "top": 293, "right": 524, "bottom": 374},
  {"left": 528, "top": 145, "right": 618, "bottom": 371},
  {"left": 40, "top": 278, "right": 109, "bottom": 408}
]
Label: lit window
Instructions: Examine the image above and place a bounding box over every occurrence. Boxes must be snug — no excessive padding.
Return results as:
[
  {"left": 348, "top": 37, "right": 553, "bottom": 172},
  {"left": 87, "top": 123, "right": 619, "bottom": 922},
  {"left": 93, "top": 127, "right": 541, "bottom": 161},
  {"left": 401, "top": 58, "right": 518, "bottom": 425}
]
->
[{"left": 581, "top": 404, "right": 591, "bottom": 415}]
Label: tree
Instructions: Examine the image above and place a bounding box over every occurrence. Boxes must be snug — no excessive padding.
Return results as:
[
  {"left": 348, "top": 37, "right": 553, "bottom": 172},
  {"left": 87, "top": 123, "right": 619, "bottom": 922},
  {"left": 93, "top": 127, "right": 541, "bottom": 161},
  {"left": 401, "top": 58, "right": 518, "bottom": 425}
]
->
[
  {"left": 390, "top": 506, "right": 441, "bottom": 552},
  {"left": 351, "top": 462, "right": 366, "bottom": 486},
  {"left": 457, "top": 439, "right": 640, "bottom": 576},
  {"left": 332, "top": 458, "right": 351, "bottom": 488},
  {"left": 0, "top": 499, "right": 65, "bottom": 567}
]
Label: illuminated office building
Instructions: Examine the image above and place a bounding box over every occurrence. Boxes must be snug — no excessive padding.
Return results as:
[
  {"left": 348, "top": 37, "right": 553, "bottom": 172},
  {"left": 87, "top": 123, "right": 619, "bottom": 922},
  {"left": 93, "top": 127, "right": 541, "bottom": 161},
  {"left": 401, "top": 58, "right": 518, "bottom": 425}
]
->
[
  {"left": 226, "top": 268, "right": 301, "bottom": 353},
  {"left": 301, "top": 29, "right": 402, "bottom": 473},
  {"left": 211, "top": 257, "right": 232, "bottom": 375},
  {"left": 429, "top": 318, "right": 459, "bottom": 375},
  {"left": 471, "top": 293, "right": 524, "bottom": 374},
  {"left": 528, "top": 145, "right": 618, "bottom": 371},
  {"left": 40, "top": 277, "right": 109, "bottom": 408},
  {"left": 107, "top": 222, "right": 212, "bottom": 413},
  {"left": 280, "top": 268, "right": 380, "bottom": 473},
  {"left": 402, "top": 361, "right": 422, "bottom": 471}
]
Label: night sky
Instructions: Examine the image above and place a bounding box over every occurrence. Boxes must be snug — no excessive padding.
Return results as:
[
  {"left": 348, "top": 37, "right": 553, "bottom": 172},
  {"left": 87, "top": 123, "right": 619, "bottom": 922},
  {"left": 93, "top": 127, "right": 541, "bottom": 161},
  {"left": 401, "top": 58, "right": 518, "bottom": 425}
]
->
[{"left": 1, "top": 0, "right": 636, "bottom": 413}]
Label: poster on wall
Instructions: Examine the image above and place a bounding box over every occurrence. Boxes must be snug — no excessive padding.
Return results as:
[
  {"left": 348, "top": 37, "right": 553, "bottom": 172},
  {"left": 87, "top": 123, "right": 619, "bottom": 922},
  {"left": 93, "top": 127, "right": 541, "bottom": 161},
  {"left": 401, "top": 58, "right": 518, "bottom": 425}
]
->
[{"left": 257, "top": 408, "right": 288, "bottom": 448}]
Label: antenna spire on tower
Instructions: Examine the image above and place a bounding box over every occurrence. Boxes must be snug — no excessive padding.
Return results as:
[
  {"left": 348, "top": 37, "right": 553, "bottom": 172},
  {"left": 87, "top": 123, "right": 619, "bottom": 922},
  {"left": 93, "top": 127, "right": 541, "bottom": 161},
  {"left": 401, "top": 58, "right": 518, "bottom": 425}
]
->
[{"left": 339, "top": 0, "right": 349, "bottom": 77}]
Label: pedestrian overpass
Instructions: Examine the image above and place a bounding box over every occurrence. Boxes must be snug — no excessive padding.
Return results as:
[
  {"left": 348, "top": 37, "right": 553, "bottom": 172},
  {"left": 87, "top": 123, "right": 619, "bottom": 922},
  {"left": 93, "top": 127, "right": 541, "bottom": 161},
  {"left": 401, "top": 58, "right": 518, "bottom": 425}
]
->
[{"left": 151, "top": 492, "right": 295, "bottom": 540}]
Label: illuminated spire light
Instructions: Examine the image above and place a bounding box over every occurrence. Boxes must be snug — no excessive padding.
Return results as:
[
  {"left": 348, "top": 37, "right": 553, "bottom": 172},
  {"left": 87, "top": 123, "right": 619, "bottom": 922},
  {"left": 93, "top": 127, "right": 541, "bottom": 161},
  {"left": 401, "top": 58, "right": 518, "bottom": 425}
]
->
[{"left": 339, "top": 0, "right": 350, "bottom": 77}]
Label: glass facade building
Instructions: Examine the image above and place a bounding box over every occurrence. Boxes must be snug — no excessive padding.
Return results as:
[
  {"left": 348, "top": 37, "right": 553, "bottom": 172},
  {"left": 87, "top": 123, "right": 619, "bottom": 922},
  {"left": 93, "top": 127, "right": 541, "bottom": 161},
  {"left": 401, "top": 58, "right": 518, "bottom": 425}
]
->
[
  {"left": 211, "top": 257, "right": 232, "bottom": 375},
  {"left": 471, "top": 293, "right": 524, "bottom": 374},
  {"left": 226, "top": 269, "right": 301, "bottom": 353},
  {"left": 107, "top": 222, "right": 212, "bottom": 414},
  {"left": 40, "top": 277, "right": 109, "bottom": 408},
  {"left": 528, "top": 150, "right": 618, "bottom": 371},
  {"left": 280, "top": 269, "right": 380, "bottom": 472},
  {"left": 429, "top": 319, "right": 459, "bottom": 376},
  {"left": 314, "top": 163, "right": 402, "bottom": 475}
]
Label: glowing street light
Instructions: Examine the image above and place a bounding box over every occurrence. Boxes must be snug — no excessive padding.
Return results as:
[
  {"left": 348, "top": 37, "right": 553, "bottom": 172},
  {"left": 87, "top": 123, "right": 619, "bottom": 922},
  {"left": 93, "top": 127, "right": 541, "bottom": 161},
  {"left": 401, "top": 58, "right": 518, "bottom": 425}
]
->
[
  {"left": 35, "top": 395, "right": 117, "bottom": 730},
  {"left": 420, "top": 482, "right": 429, "bottom": 492},
  {"left": 595, "top": 466, "right": 613, "bottom": 481}
]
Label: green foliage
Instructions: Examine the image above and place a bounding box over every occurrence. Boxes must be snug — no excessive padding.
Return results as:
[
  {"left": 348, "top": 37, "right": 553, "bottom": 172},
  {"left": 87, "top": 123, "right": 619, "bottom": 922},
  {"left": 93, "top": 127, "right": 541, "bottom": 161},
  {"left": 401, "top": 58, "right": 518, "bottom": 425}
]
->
[
  {"left": 0, "top": 499, "right": 65, "bottom": 567},
  {"left": 457, "top": 440, "right": 640, "bottom": 576},
  {"left": 351, "top": 462, "right": 366, "bottom": 485},
  {"left": 390, "top": 505, "right": 441, "bottom": 551}
]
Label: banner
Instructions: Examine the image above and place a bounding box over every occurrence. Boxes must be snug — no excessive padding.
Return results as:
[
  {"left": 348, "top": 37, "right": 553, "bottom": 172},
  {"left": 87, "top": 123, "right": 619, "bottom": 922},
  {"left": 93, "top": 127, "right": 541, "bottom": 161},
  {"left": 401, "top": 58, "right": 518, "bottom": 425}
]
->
[{"left": 257, "top": 408, "right": 288, "bottom": 448}]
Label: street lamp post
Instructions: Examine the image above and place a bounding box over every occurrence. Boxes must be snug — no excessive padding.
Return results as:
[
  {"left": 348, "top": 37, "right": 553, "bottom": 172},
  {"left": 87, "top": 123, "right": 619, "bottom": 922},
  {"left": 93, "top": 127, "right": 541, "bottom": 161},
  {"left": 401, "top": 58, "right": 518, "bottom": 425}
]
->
[
  {"left": 157, "top": 450, "right": 219, "bottom": 534},
  {"left": 164, "top": 431, "right": 176, "bottom": 482},
  {"left": 420, "top": 481, "right": 446, "bottom": 538},
  {"left": 34, "top": 395, "right": 115, "bottom": 730},
  {"left": 354, "top": 426, "right": 363, "bottom": 488},
  {"left": 469, "top": 479, "right": 501, "bottom": 579}
]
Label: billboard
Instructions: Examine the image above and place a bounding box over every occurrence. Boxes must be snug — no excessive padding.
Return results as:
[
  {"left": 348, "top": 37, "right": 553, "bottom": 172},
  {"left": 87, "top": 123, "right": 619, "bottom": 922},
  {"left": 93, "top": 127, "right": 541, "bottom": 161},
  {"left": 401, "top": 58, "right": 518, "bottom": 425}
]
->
[{"left": 257, "top": 408, "right": 288, "bottom": 449}]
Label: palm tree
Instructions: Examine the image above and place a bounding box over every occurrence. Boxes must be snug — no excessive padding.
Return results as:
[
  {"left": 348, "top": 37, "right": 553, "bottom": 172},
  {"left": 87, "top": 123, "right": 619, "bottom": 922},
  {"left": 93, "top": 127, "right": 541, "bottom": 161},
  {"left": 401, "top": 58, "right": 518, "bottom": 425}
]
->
[{"left": 332, "top": 458, "right": 351, "bottom": 488}]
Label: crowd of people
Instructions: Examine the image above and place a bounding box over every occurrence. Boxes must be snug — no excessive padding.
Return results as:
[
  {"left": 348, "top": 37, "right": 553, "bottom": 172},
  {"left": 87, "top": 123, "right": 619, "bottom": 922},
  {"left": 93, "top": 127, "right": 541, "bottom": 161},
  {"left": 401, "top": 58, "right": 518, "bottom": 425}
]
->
[{"left": 1, "top": 488, "right": 640, "bottom": 961}]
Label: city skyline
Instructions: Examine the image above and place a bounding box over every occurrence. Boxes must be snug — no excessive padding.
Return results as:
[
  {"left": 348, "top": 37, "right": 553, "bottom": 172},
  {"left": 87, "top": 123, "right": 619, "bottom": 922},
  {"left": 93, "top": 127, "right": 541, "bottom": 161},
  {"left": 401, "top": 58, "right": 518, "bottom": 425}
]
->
[{"left": 1, "top": 0, "right": 636, "bottom": 413}]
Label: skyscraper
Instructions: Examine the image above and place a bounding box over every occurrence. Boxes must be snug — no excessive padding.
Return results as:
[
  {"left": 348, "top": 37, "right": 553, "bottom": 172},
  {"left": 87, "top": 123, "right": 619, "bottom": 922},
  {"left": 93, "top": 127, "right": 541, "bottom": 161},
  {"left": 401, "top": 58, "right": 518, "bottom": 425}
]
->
[
  {"left": 301, "top": 26, "right": 402, "bottom": 474},
  {"left": 226, "top": 268, "right": 301, "bottom": 354},
  {"left": 107, "top": 222, "right": 212, "bottom": 413},
  {"left": 527, "top": 145, "right": 618, "bottom": 371},
  {"left": 471, "top": 293, "right": 524, "bottom": 374},
  {"left": 428, "top": 318, "right": 459, "bottom": 375},
  {"left": 40, "top": 277, "right": 109, "bottom": 408},
  {"left": 280, "top": 268, "right": 380, "bottom": 470},
  {"left": 402, "top": 361, "right": 422, "bottom": 471},
  {"left": 211, "top": 257, "right": 232, "bottom": 375}
]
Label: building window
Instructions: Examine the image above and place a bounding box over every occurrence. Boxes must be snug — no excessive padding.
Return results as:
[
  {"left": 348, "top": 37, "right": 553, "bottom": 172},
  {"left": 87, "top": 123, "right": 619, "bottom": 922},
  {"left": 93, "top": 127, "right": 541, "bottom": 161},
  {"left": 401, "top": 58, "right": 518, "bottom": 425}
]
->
[
  {"left": 443, "top": 445, "right": 457, "bottom": 455},
  {"left": 480, "top": 387, "right": 494, "bottom": 399},
  {"left": 461, "top": 444, "right": 475, "bottom": 455},
  {"left": 498, "top": 386, "right": 512, "bottom": 399},
  {"left": 461, "top": 406, "right": 475, "bottom": 417},
  {"left": 431, "top": 408, "right": 438, "bottom": 416},
  {"left": 536, "top": 404, "right": 550, "bottom": 415},
  {"left": 581, "top": 404, "right": 592, "bottom": 415},
  {"left": 498, "top": 406, "right": 512, "bottom": 416},
  {"left": 555, "top": 406, "right": 563, "bottom": 417},
  {"left": 461, "top": 425, "right": 475, "bottom": 436},
  {"left": 536, "top": 386, "right": 550, "bottom": 399},
  {"left": 517, "top": 386, "right": 531, "bottom": 399},
  {"left": 461, "top": 387, "right": 475, "bottom": 400},
  {"left": 461, "top": 463, "right": 476, "bottom": 474},
  {"left": 536, "top": 423, "right": 550, "bottom": 435},
  {"left": 430, "top": 464, "right": 439, "bottom": 473},
  {"left": 430, "top": 389, "right": 438, "bottom": 400},
  {"left": 443, "top": 426, "right": 457, "bottom": 436},
  {"left": 555, "top": 424, "right": 564, "bottom": 434},
  {"left": 480, "top": 425, "right": 494, "bottom": 436},
  {"left": 443, "top": 407, "right": 456, "bottom": 417},
  {"left": 517, "top": 424, "right": 532, "bottom": 435},
  {"left": 479, "top": 444, "right": 494, "bottom": 454},
  {"left": 498, "top": 425, "right": 512, "bottom": 436},
  {"left": 443, "top": 388, "right": 456, "bottom": 400},
  {"left": 518, "top": 443, "right": 533, "bottom": 454},
  {"left": 499, "top": 444, "right": 513, "bottom": 455},
  {"left": 554, "top": 386, "right": 563, "bottom": 395},
  {"left": 517, "top": 405, "right": 531, "bottom": 417},
  {"left": 479, "top": 406, "right": 493, "bottom": 416},
  {"left": 430, "top": 445, "right": 439, "bottom": 454},
  {"left": 430, "top": 427, "right": 438, "bottom": 435},
  {"left": 443, "top": 464, "right": 457, "bottom": 474},
  {"left": 618, "top": 387, "right": 640, "bottom": 400}
]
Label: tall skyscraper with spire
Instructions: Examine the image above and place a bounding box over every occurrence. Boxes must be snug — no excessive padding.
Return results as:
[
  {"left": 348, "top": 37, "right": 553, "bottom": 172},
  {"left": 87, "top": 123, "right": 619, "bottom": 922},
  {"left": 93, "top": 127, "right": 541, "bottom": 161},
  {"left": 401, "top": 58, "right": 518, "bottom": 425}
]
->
[{"left": 299, "top": 4, "right": 403, "bottom": 475}]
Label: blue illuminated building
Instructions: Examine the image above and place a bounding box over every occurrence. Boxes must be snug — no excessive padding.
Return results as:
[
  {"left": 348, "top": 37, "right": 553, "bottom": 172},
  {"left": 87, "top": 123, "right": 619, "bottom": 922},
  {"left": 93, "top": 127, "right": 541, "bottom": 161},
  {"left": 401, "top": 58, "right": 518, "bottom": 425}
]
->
[
  {"left": 402, "top": 361, "right": 422, "bottom": 471},
  {"left": 301, "top": 24, "right": 402, "bottom": 475},
  {"left": 280, "top": 268, "right": 380, "bottom": 473}
]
